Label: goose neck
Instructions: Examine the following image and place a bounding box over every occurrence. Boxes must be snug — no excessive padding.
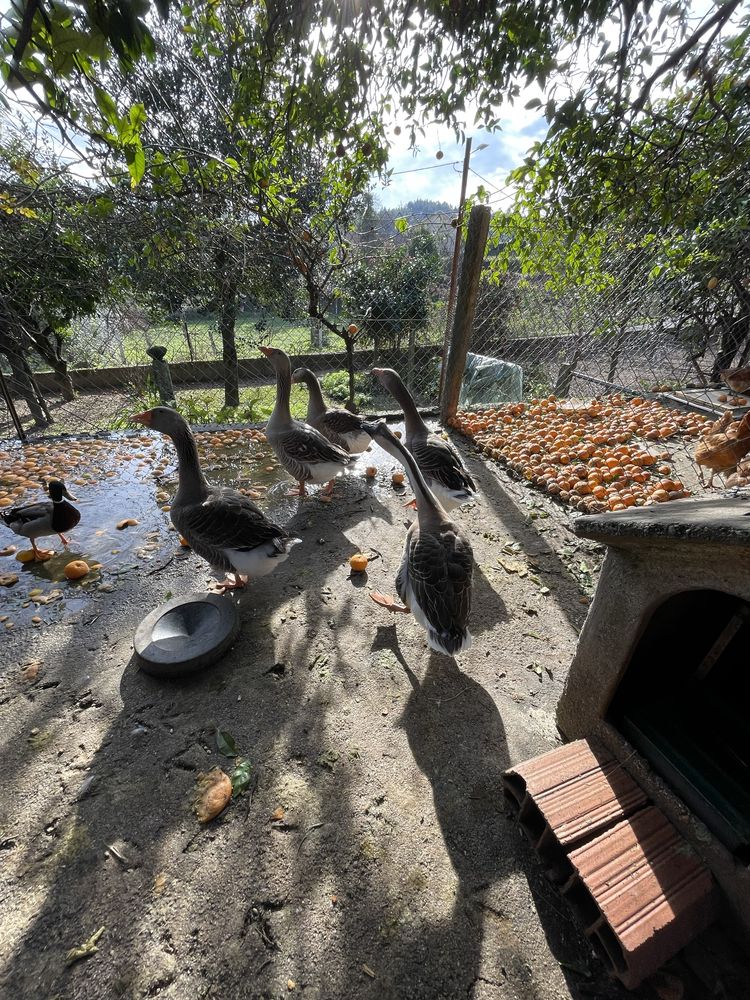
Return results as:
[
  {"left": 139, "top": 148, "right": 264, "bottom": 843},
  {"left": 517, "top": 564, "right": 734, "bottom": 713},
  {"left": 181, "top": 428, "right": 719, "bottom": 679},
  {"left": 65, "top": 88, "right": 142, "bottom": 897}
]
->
[
  {"left": 384, "top": 433, "right": 441, "bottom": 521},
  {"left": 384, "top": 373, "right": 428, "bottom": 437},
  {"left": 171, "top": 425, "right": 209, "bottom": 504},
  {"left": 303, "top": 372, "right": 326, "bottom": 421},
  {"left": 270, "top": 361, "right": 293, "bottom": 425}
]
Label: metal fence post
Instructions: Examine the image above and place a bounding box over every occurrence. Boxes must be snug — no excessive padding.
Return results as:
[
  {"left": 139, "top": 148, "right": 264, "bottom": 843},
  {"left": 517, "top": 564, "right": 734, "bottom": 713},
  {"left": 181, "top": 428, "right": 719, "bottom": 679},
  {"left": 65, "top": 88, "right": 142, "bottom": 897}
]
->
[{"left": 440, "top": 205, "right": 491, "bottom": 422}]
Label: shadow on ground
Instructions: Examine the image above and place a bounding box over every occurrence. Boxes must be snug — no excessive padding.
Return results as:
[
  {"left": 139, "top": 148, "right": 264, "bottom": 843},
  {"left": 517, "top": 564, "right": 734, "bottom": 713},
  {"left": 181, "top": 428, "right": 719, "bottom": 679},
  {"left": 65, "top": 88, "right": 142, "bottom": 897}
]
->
[{"left": 2, "top": 445, "right": 748, "bottom": 1000}]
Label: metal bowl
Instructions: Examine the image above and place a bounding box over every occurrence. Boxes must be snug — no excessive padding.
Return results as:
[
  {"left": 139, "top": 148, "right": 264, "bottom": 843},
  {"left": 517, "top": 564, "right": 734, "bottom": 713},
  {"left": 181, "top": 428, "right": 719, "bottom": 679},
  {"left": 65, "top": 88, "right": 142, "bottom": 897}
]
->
[{"left": 134, "top": 592, "right": 240, "bottom": 678}]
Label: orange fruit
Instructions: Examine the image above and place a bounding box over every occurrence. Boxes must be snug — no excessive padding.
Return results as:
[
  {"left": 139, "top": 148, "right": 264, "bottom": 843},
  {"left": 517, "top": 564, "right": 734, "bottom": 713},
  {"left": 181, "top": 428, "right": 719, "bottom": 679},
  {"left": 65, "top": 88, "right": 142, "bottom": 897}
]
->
[
  {"left": 349, "top": 553, "right": 368, "bottom": 573},
  {"left": 64, "top": 560, "right": 90, "bottom": 580}
]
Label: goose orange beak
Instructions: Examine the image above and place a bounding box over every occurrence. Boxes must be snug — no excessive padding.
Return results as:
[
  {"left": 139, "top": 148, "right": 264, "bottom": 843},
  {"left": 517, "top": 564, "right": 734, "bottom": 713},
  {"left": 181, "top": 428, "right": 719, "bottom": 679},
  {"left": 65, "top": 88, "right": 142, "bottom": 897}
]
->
[
  {"left": 259, "top": 346, "right": 274, "bottom": 357},
  {"left": 131, "top": 411, "right": 152, "bottom": 426}
]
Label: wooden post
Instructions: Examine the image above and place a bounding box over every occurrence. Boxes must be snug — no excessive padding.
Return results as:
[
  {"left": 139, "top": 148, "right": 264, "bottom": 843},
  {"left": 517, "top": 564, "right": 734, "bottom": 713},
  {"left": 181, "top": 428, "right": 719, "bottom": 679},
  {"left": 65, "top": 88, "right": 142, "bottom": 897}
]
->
[
  {"left": 440, "top": 205, "right": 491, "bottom": 422},
  {"left": 438, "top": 137, "right": 472, "bottom": 401}
]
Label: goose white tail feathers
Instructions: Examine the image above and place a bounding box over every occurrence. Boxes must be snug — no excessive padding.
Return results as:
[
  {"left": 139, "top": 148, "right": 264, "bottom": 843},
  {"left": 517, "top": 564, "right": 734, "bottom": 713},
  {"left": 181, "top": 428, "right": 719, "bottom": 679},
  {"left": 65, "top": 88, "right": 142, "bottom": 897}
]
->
[{"left": 428, "top": 628, "right": 473, "bottom": 656}]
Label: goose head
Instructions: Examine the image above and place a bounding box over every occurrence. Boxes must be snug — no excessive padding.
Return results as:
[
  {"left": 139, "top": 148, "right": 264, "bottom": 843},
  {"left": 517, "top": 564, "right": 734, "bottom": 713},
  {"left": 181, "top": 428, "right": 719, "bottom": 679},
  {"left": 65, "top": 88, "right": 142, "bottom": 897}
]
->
[
  {"left": 260, "top": 345, "right": 291, "bottom": 374},
  {"left": 291, "top": 367, "right": 315, "bottom": 386},
  {"left": 131, "top": 406, "right": 190, "bottom": 438}
]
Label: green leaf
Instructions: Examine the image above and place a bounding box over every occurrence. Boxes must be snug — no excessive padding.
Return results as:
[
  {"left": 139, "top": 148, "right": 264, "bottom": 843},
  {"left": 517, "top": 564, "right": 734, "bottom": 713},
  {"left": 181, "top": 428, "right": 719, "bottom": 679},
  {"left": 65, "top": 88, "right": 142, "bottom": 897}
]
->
[
  {"left": 129, "top": 102, "right": 147, "bottom": 130},
  {"left": 216, "top": 728, "right": 239, "bottom": 756},
  {"left": 124, "top": 143, "right": 146, "bottom": 187},
  {"left": 394, "top": 216, "right": 409, "bottom": 233},
  {"left": 230, "top": 758, "right": 253, "bottom": 797},
  {"left": 93, "top": 85, "right": 119, "bottom": 125},
  {"left": 524, "top": 97, "right": 542, "bottom": 110}
]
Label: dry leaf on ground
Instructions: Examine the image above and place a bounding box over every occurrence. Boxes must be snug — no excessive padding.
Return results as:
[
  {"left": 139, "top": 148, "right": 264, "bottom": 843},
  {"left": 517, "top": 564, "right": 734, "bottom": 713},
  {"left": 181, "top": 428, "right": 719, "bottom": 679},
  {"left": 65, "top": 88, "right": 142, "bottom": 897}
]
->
[
  {"left": 193, "top": 769, "right": 232, "bottom": 822},
  {"left": 65, "top": 926, "right": 105, "bottom": 966}
]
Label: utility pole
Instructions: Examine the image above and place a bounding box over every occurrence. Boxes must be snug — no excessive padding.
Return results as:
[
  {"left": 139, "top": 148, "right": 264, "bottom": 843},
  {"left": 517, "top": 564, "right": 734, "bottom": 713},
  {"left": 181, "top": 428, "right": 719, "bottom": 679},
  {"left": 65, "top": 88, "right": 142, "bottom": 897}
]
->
[{"left": 438, "top": 136, "right": 472, "bottom": 402}]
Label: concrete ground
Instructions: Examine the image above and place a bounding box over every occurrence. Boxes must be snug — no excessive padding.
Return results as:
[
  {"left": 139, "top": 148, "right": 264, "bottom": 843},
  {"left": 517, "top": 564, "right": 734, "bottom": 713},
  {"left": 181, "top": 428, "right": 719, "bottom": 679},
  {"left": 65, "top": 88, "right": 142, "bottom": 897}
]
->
[{"left": 0, "top": 436, "right": 747, "bottom": 1000}]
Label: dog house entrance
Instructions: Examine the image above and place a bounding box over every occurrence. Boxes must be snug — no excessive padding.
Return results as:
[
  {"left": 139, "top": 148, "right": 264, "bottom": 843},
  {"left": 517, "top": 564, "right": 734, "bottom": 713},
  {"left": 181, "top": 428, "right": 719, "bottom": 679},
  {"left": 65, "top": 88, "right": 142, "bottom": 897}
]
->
[{"left": 609, "top": 589, "right": 750, "bottom": 863}]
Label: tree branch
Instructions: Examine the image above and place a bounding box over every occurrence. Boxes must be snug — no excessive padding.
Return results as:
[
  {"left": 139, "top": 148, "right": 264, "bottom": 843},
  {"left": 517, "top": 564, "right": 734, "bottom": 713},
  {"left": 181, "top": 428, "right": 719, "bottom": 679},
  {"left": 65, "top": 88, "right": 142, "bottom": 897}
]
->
[
  {"left": 632, "top": 0, "right": 742, "bottom": 113},
  {"left": 10, "top": 0, "right": 42, "bottom": 66}
]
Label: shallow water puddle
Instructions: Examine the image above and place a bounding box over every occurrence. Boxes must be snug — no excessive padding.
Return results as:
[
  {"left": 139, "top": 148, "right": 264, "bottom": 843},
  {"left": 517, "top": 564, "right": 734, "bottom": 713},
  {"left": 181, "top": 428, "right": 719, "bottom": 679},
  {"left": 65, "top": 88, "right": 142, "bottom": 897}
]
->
[{"left": 0, "top": 423, "right": 406, "bottom": 629}]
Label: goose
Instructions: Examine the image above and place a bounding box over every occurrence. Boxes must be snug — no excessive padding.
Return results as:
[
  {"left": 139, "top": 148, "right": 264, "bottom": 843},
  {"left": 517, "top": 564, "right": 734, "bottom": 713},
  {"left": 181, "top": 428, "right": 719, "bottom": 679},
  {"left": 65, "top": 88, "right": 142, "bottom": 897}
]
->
[
  {"left": 260, "top": 347, "right": 352, "bottom": 497},
  {"left": 2, "top": 479, "right": 80, "bottom": 559},
  {"left": 363, "top": 420, "right": 473, "bottom": 655},
  {"left": 371, "top": 367, "right": 477, "bottom": 510},
  {"left": 291, "top": 367, "right": 372, "bottom": 454},
  {"left": 131, "top": 407, "right": 300, "bottom": 592}
]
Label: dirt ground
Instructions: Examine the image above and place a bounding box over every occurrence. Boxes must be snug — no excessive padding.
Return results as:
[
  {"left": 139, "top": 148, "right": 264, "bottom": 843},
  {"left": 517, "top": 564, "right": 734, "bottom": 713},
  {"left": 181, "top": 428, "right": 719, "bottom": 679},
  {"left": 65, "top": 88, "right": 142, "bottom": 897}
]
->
[{"left": 1, "top": 434, "right": 748, "bottom": 1000}]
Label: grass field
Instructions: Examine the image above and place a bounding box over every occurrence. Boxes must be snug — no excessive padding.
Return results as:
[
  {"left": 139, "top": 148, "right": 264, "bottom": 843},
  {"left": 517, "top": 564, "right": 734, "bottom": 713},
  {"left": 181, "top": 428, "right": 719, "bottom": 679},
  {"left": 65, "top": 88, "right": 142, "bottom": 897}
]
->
[{"left": 123, "top": 311, "right": 317, "bottom": 365}]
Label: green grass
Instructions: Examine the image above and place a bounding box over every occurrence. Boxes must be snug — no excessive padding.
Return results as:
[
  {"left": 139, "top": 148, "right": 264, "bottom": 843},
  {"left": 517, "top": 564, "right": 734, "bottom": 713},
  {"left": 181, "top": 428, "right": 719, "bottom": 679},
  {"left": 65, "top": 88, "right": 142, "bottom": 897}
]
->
[
  {"left": 108, "top": 382, "right": 311, "bottom": 429},
  {"left": 123, "top": 311, "right": 315, "bottom": 366},
  {"left": 120, "top": 309, "right": 446, "bottom": 367}
]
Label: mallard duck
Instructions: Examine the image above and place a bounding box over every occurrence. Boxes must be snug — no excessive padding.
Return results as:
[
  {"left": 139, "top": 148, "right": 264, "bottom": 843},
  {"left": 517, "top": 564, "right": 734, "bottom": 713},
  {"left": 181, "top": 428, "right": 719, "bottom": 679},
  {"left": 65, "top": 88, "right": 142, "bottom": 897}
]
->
[
  {"left": 1, "top": 479, "right": 80, "bottom": 559},
  {"left": 131, "top": 407, "right": 300, "bottom": 592},
  {"left": 260, "top": 347, "right": 352, "bottom": 497},
  {"left": 291, "top": 367, "right": 372, "bottom": 453},
  {"left": 363, "top": 420, "right": 473, "bottom": 655},
  {"left": 371, "top": 367, "right": 477, "bottom": 510}
]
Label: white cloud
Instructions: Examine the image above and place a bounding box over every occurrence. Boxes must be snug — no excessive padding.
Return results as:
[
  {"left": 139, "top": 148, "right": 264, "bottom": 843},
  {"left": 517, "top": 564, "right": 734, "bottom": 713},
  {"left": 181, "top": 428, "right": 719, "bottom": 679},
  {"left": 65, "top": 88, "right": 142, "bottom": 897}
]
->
[{"left": 374, "top": 88, "right": 548, "bottom": 210}]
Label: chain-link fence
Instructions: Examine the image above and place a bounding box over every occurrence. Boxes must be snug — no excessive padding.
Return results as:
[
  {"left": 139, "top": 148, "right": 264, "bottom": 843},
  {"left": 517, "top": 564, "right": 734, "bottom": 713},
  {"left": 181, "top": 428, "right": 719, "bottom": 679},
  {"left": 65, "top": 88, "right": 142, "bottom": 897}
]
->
[
  {"left": 0, "top": 205, "right": 459, "bottom": 442},
  {"left": 4, "top": 184, "right": 749, "bottom": 447},
  {"left": 466, "top": 226, "right": 749, "bottom": 416}
]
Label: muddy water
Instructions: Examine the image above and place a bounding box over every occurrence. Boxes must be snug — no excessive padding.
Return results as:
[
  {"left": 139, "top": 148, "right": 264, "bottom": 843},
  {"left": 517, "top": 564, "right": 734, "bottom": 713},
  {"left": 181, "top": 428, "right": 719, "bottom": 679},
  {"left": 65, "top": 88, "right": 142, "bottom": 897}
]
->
[{"left": 0, "top": 423, "right": 406, "bottom": 631}]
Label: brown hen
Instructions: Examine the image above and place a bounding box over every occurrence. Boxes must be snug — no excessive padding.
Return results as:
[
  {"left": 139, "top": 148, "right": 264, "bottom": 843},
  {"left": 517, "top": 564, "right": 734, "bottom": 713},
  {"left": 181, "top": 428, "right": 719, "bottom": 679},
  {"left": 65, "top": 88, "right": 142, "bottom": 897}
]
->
[{"left": 694, "top": 411, "right": 750, "bottom": 487}]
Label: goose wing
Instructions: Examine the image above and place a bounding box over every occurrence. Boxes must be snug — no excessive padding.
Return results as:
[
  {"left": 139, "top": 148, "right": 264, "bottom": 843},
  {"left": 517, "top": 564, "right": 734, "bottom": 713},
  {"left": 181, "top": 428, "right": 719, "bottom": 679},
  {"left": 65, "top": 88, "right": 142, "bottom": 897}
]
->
[
  {"left": 412, "top": 436, "right": 476, "bottom": 494},
  {"left": 281, "top": 422, "right": 352, "bottom": 466},
  {"left": 323, "top": 409, "right": 367, "bottom": 436},
  {"left": 176, "top": 488, "right": 286, "bottom": 551},
  {"left": 407, "top": 523, "right": 473, "bottom": 636}
]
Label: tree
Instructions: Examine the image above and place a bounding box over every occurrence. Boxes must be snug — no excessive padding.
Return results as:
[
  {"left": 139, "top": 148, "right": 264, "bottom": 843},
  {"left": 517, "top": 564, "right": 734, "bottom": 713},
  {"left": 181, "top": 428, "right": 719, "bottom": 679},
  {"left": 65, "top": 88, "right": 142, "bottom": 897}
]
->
[
  {"left": 488, "top": 53, "right": 750, "bottom": 381},
  {"left": 0, "top": 122, "right": 110, "bottom": 424},
  {"left": 344, "top": 229, "right": 440, "bottom": 352},
  {"left": 4, "top": 0, "right": 746, "bottom": 188},
  {"left": 91, "top": 9, "right": 375, "bottom": 408}
]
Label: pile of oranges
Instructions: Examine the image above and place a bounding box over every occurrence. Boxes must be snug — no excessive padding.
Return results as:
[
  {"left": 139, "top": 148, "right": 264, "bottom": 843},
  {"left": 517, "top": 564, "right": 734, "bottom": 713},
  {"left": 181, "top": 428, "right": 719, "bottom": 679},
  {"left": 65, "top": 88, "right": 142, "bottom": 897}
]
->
[{"left": 449, "top": 393, "right": 712, "bottom": 515}]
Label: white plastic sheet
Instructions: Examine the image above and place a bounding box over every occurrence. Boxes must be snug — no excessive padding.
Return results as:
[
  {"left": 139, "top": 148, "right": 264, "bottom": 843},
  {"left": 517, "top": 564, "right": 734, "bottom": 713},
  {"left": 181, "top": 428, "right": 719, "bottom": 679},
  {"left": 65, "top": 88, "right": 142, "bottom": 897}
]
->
[{"left": 459, "top": 352, "right": 523, "bottom": 406}]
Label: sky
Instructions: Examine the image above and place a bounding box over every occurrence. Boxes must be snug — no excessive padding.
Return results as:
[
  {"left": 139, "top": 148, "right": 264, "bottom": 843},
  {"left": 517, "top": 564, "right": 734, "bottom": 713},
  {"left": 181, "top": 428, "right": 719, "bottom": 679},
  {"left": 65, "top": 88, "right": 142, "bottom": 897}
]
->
[
  {"left": 374, "top": 99, "right": 549, "bottom": 211},
  {"left": 370, "top": 0, "right": 720, "bottom": 213}
]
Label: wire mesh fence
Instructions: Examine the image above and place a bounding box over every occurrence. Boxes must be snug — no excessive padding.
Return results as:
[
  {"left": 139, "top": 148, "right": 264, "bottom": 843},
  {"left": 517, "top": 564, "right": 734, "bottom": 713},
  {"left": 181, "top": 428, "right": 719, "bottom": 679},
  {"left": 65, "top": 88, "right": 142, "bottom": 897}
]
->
[
  {"left": 0, "top": 206, "right": 460, "bottom": 442},
  {"left": 452, "top": 215, "right": 750, "bottom": 506},
  {"left": 3, "top": 181, "right": 749, "bottom": 459},
  {"left": 465, "top": 223, "right": 750, "bottom": 415}
]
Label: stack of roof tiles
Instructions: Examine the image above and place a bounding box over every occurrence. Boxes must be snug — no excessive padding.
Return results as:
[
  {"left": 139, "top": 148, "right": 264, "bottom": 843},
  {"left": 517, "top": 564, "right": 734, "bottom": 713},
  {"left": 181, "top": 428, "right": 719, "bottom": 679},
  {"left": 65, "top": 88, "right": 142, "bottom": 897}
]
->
[{"left": 503, "top": 739, "right": 720, "bottom": 989}]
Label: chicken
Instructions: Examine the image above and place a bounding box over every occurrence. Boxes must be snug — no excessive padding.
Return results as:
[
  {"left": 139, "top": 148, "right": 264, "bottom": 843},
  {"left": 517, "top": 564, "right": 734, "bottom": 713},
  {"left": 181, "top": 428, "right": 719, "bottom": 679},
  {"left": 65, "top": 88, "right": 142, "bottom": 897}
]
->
[
  {"left": 720, "top": 366, "right": 750, "bottom": 393},
  {"left": 725, "top": 455, "right": 750, "bottom": 488},
  {"left": 694, "top": 411, "right": 750, "bottom": 487}
]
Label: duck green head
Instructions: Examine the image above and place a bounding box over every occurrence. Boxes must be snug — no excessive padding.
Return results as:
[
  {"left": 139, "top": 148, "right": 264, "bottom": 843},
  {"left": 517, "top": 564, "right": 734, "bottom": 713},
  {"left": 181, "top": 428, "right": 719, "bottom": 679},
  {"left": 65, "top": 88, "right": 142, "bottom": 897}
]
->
[{"left": 44, "top": 479, "right": 78, "bottom": 503}]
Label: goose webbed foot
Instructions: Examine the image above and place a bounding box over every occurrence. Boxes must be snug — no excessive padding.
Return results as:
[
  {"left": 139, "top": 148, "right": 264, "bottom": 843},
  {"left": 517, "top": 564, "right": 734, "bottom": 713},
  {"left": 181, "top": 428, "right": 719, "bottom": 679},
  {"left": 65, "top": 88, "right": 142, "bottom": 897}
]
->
[
  {"left": 286, "top": 481, "right": 307, "bottom": 497},
  {"left": 370, "top": 591, "right": 410, "bottom": 614},
  {"left": 403, "top": 498, "right": 417, "bottom": 510},
  {"left": 211, "top": 573, "right": 248, "bottom": 593}
]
